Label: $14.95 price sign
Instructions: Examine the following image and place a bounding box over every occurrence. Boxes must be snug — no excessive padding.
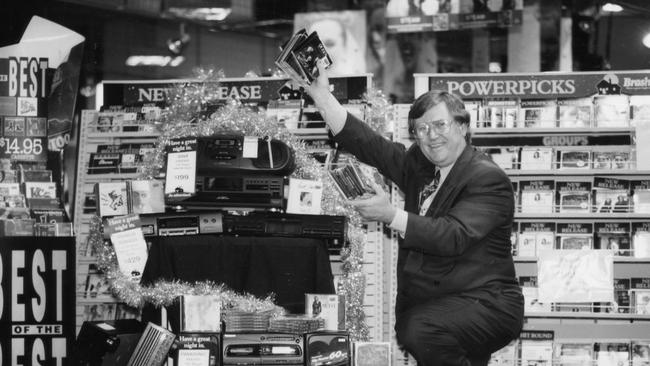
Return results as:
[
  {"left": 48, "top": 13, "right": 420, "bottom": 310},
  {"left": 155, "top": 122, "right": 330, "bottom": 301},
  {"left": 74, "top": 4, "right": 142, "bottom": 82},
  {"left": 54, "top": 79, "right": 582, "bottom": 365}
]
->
[{"left": 0, "top": 136, "right": 47, "bottom": 162}]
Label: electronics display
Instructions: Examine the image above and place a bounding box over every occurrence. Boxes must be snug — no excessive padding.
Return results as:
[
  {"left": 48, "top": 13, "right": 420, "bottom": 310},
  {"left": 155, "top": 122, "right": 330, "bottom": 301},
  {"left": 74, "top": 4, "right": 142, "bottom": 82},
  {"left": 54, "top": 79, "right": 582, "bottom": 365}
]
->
[
  {"left": 222, "top": 211, "right": 347, "bottom": 253},
  {"left": 222, "top": 332, "right": 304, "bottom": 366},
  {"left": 74, "top": 76, "right": 372, "bottom": 351},
  {"left": 140, "top": 212, "right": 223, "bottom": 236},
  {"left": 139, "top": 211, "right": 347, "bottom": 253},
  {"left": 165, "top": 135, "right": 296, "bottom": 210},
  {"left": 196, "top": 135, "right": 296, "bottom": 177},
  {"left": 167, "top": 175, "right": 285, "bottom": 210}
]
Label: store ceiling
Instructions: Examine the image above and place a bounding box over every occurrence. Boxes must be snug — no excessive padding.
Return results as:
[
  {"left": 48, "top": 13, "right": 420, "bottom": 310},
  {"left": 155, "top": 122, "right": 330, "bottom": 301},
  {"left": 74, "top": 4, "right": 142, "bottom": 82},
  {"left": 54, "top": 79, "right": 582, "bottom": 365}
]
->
[
  {"left": 54, "top": 0, "right": 650, "bottom": 38},
  {"left": 55, "top": 0, "right": 308, "bottom": 38}
]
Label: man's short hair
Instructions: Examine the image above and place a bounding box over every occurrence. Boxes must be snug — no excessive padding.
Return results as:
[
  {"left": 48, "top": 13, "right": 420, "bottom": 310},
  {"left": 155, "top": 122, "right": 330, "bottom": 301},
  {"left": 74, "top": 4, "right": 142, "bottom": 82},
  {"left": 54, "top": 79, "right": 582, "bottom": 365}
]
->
[{"left": 407, "top": 90, "right": 471, "bottom": 143}]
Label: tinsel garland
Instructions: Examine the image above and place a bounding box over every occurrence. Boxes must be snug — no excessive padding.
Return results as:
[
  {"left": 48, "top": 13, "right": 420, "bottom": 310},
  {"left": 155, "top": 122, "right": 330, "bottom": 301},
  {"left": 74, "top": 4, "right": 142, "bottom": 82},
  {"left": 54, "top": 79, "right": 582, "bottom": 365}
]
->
[{"left": 87, "top": 68, "right": 391, "bottom": 342}]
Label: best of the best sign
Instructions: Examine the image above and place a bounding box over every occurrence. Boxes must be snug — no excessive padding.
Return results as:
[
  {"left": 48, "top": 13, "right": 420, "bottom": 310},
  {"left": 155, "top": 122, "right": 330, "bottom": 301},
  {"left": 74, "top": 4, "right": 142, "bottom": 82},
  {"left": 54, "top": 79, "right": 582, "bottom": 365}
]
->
[{"left": 0, "top": 237, "right": 75, "bottom": 366}]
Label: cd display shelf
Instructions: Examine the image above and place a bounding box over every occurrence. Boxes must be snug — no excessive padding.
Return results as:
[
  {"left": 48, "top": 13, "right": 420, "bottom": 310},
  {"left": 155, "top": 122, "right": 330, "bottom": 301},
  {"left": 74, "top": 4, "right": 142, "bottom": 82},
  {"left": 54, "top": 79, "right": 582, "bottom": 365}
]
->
[
  {"left": 73, "top": 109, "right": 162, "bottom": 332},
  {"left": 474, "top": 131, "right": 650, "bottom": 340},
  {"left": 73, "top": 109, "right": 162, "bottom": 263},
  {"left": 412, "top": 71, "right": 650, "bottom": 342}
]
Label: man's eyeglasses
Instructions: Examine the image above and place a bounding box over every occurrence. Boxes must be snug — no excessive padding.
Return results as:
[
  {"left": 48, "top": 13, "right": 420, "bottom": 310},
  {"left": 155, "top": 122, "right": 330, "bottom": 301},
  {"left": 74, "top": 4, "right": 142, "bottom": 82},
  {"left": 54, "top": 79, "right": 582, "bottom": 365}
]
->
[{"left": 413, "top": 119, "right": 452, "bottom": 137}]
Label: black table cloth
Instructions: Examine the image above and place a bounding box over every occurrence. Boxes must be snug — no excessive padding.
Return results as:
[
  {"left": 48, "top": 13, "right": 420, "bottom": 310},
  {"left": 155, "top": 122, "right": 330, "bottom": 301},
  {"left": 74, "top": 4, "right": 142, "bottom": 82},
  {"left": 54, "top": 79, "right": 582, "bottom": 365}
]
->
[{"left": 140, "top": 235, "right": 335, "bottom": 316}]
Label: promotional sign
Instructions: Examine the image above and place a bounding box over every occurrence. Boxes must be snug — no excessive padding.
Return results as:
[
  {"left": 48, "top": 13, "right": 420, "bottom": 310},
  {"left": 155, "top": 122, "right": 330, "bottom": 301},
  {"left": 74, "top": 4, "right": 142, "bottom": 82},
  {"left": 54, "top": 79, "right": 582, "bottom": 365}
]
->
[
  {"left": 537, "top": 249, "right": 614, "bottom": 303},
  {"left": 0, "top": 16, "right": 85, "bottom": 153},
  {"left": 0, "top": 237, "right": 76, "bottom": 366},
  {"left": 104, "top": 214, "right": 148, "bottom": 282},
  {"left": 165, "top": 138, "right": 197, "bottom": 198},
  {"left": 0, "top": 54, "right": 49, "bottom": 162}
]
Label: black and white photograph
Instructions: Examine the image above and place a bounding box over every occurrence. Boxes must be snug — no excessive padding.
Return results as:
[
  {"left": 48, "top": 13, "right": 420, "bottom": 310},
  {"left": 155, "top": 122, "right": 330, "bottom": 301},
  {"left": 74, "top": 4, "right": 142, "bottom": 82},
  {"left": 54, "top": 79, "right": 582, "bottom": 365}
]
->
[{"left": 6, "top": 2, "right": 650, "bottom": 366}]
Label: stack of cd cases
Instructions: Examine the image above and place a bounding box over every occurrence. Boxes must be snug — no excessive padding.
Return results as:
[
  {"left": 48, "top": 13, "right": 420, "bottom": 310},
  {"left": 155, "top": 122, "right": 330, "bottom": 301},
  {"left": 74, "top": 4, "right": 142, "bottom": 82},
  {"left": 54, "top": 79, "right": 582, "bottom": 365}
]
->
[
  {"left": 268, "top": 314, "right": 325, "bottom": 333},
  {"left": 222, "top": 311, "right": 271, "bottom": 332}
]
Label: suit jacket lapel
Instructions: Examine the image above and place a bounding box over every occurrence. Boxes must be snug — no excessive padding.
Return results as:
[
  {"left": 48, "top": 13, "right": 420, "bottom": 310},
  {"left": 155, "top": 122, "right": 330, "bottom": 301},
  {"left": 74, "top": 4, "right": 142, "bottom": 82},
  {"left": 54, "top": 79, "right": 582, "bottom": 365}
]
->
[
  {"left": 412, "top": 146, "right": 438, "bottom": 193},
  {"left": 427, "top": 145, "right": 474, "bottom": 217}
]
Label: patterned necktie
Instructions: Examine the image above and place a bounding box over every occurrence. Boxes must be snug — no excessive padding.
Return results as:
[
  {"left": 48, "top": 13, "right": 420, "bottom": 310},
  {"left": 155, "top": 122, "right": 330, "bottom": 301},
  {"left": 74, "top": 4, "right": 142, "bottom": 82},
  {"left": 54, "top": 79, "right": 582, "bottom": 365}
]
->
[{"left": 418, "top": 169, "right": 441, "bottom": 212}]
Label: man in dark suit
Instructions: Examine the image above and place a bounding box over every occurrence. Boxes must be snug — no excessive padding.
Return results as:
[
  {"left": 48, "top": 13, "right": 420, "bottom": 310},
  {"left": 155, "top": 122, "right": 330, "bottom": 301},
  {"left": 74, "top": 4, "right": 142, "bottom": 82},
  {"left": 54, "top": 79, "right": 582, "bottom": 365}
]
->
[{"left": 306, "top": 61, "right": 523, "bottom": 366}]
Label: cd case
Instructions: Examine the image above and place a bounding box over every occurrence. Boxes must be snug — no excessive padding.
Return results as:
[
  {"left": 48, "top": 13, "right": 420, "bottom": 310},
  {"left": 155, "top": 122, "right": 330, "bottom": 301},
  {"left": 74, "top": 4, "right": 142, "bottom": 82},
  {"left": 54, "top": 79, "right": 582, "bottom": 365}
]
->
[
  {"left": 179, "top": 295, "right": 222, "bottom": 333},
  {"left": 328, "top": 162, "right": 374, "bottom": 200},
  {"left": 275, "top": 29, "right": 332, "bottom": 85}
]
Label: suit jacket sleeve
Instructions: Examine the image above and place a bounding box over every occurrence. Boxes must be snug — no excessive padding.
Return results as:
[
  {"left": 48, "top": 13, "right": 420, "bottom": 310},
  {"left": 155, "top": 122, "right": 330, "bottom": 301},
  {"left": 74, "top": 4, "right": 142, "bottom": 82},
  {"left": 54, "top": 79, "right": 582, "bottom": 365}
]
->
[
  {"left": 403, "top": 161, "right": 514, "bottom": 257},
  {"left": 333, "top": 112, "right": 410, "bottom": 191}
]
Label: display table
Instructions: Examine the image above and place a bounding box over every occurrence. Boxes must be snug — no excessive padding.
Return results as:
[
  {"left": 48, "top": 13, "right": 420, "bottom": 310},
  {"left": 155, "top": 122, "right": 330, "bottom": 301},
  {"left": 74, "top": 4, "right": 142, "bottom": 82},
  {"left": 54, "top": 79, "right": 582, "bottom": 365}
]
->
[{"left": 140, "top": 235, "right": 335, "bottom": 319}]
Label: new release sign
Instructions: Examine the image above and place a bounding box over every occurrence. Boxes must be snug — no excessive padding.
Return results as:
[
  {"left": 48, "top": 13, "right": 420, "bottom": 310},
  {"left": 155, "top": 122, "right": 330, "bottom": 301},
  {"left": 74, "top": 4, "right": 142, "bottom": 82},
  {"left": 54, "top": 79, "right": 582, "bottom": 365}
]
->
[
  {"left": 98, "top": 75, "right": 370, "bottom": 108},
  {"left": 0, "top": 237, "right": 75, "bottom": 366}
]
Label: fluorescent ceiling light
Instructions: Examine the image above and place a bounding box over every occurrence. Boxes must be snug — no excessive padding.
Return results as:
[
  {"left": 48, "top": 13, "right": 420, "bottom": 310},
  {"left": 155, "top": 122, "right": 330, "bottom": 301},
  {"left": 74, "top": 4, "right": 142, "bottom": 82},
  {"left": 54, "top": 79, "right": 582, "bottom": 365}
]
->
[
  {"left": 643, "top": 33, "right": 650, "bottom": 48},
  {"left": 602, "top": 3, "right": 623, "bottom": 12},
  {"left": 165, "top": 0, "right": 232, "bottom": 21},
  {"left": 125, "top": 55, "right": 185, "bottom": 67},
  {"left": 167, "top": 7, "right": 232, "bottom": 21}
]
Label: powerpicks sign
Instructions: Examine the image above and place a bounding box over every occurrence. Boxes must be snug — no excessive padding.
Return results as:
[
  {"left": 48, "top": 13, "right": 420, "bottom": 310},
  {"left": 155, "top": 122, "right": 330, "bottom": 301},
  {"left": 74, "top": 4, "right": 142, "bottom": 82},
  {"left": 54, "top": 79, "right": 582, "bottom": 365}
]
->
[{"left": 423, "top": 71, "right": 650, "bottom": 99}]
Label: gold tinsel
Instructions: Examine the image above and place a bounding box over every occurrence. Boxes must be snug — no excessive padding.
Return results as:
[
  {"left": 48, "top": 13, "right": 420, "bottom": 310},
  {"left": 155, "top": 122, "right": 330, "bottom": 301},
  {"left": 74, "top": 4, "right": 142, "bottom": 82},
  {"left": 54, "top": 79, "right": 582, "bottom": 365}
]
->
[{"left": 89, "top": 70, "right": 392, "bottom": 342}]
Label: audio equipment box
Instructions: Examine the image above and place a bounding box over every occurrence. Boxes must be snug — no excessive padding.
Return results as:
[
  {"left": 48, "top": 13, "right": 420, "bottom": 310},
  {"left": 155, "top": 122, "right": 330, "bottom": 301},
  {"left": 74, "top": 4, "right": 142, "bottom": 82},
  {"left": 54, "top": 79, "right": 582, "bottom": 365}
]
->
[
  {"left": 71, "top": 320, "right": 176, "bottom": 366},
  {"left": 140, "top": 211, "right": 347, "bottom": 253},
  {"left": 222, "top": 332, "right": 304, "bottom": 366},
  {"left": 71, "top": 319, "right": 145, "bottom": 366}
]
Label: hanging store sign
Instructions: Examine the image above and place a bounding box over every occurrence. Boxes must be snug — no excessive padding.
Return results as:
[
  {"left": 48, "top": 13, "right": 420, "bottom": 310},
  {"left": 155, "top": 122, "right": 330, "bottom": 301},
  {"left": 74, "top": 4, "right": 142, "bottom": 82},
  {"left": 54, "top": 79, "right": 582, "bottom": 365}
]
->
[
  {"left": 99, "top": 76, "right": 370, "bottom": 108},
  {"left": 421, "top": 71, "right": 650, "bottom": 99},
  {"left": 386, "top": 0, "right": 522, "bottom": 33}
]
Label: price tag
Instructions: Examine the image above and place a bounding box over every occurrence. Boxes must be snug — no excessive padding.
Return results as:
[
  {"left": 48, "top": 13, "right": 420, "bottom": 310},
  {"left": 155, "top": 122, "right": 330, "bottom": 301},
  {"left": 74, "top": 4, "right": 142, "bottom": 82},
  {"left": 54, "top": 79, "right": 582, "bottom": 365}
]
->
[
  {"left": 164, "top": 138, "right": 197, "bottom": 196},
  {"left": 0, "top": 136, "right": 47, "bottom": 162},
  {"left": 165, "top": 150, "right": 197, "bottom": 195},
  {"left": 105, "top": 214, "right": 149, "bottom": 282},
  {"left": 243, "top": 136, "right": 258, "bottom": 158}
]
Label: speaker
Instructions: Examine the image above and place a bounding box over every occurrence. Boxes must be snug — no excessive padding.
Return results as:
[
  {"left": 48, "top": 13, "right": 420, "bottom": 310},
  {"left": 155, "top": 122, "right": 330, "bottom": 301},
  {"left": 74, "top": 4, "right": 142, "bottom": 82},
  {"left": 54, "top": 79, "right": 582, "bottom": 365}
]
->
[
  {"left": 304, "top": 331, "right": 351, "bottom": 366},
  {"left": 71, "top": 319, "right": 145, "bottom": 366},
  {"left": 126, "top": 322, "right": 176, "bottom": 366}
]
